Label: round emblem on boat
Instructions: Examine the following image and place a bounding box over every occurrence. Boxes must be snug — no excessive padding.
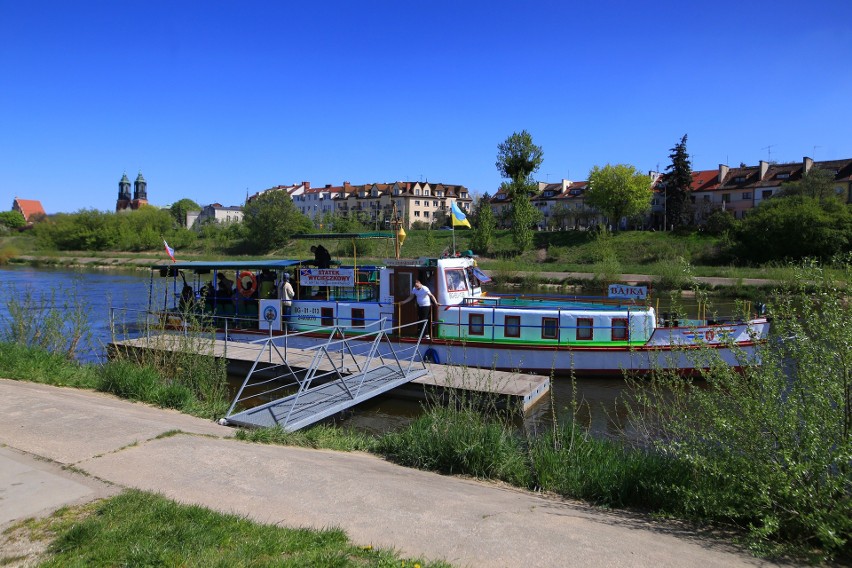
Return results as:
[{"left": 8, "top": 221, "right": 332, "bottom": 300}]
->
[
  {"left": 705, "top": 330, "right": 715, "bottom": 342},
  {"left": 263, "top": 305, "right": 278, "bottom": 322}
]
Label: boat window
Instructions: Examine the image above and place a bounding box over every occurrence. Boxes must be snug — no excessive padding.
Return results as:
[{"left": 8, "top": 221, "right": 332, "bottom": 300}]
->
[
  {"left": 542, "top": 317, "right": 559, "bottom": 340},
  {"left": 321, "top": 307, "right": 334, "bottom": 328},
  {"left": 445, "top": 269, "right": 468, "bottom": 292},
  {"left": 351, "top": 308, "right": 365, "bottom": 328},
  {"left": 504, "top": 315, "right": 521, "bottom": 338},
  {"left": 469, "top": 313, "right": 485, "bottom": 336},
  {"left": 611, "top": 318, "right": 629, "bottom": 341},
  {"left": 576, "top": 318, "right": 593, "bottom": 340}
]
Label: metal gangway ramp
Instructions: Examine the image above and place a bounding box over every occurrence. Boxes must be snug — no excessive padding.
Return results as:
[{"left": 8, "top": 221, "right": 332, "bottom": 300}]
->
[{"left": 223, "top": 319, "right": 429, "bottom": 431}]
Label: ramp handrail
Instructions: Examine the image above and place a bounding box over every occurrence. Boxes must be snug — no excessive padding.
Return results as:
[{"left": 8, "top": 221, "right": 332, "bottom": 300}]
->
[{"left": 224, "top": 318, "right": 429, "bottom": 424}]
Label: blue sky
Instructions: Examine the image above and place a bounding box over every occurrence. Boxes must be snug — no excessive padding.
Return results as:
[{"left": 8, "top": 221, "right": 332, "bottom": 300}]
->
[{"left": 2, "top": 1, "right": 851, "bottom": 214}]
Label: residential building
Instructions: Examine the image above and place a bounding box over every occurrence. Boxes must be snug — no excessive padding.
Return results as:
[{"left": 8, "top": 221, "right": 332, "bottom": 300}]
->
[
  {"left": 12, "top": 197, "right": 46, "bottom": 223},
  {"left": 665, "top": 156, "right": 852, "bottom": 226},
  {"left": 492, "top": 179, "right": 600, "bottom": 230},
  {"left": 186, "top": 203, "right": 244, "bottom": 228},
  {"left": 288, "top": 181, "right": 471, "bottom": 229}
]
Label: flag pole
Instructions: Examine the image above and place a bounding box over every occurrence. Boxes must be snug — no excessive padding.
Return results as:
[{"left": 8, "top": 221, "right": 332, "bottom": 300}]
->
[{"left": 452, "top": 221, "right": 456, "bottom": 255}]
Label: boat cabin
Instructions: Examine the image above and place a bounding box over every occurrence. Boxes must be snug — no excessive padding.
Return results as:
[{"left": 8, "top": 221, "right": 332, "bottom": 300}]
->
[{"left": 153, "top": 256, "right": 656, "bottom": 347}]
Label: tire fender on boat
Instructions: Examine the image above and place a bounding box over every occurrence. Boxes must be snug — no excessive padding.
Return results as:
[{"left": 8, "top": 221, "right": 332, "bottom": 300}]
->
[
  {"left": 238, "top": 271, "right": 258, "bottom": 298},
  {"left": 423, "top": 348, "right": 439, "bottom": 364}
]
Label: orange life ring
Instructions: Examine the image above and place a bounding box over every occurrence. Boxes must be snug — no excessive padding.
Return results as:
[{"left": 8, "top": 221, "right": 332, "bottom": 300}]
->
[
  {"left": 238, "top": 271, "right": 258, "bottom": 298},
  {"left": 705, "top": 329, "right": 715, "bottom": 342}
]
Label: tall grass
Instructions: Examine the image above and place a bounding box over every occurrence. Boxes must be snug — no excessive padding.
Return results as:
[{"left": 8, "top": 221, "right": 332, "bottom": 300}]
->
[
  {"left": 0, "top": 283, "right": 92, "bottom": 359},
  {"left": 109, "top": 309, "right": 229, "bottom": 419}
]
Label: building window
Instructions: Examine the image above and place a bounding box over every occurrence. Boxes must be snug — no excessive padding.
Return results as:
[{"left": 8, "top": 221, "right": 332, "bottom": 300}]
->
[
  {"left": 542, "top": 318, "right": 559, "bottom": 340},
  {"left": 703, "top": 195, "right": 710, "bottom": 202},
  {"left": 351, "top": 308, "right": 365, "bottom": 328},
  {"left": 722, "top": 194, "right": 731, "bottom": 203},
  {"left": 762, "top": 190, "right": 772, "bottom": 199},
  {"left": 424, "top": 190, "right": 430, "bottom": 196},
  {"left": 504, "top": 315, "right": 521, "bottom": 338},
  {"left": 321, "top": 307, "right": 334, "bottom": 327},
  {"left": 414, "top": 200, "right": 420, "bottom": 206},
  {"left": 611, "top": 318, "right": 628, "bottom": 341},
  {"left": 742, "top": 192, "right": 751, "bottom": 200},
  {"left": 433, "top": 200, "right": 438, "bottom": 207},
  {"left": 576, "top": 318, "right": 593, "bottom": 341},
  {"left": 414, "top": 211, "right": 420, "bottom": 217},
  {"left": 423, "top": 211, "right": 430, "bottom": 218},
  {"left": 777, "top": 173, "right": 790, "bottom": 180},
  {"left": 469, "top": 313, "right": 484, "bottom": 336}
]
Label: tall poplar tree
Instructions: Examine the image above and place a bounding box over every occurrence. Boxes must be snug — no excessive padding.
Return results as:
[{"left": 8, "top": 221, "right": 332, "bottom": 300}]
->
[
  {"left": 663, "top": 134, "right": 692, "bottom": 229},
  {"left": 470, "top": 192, "right": 496, "bottom": 253},
  {"left": 495, "top": 131, "right": 543, "bottom": 252}
]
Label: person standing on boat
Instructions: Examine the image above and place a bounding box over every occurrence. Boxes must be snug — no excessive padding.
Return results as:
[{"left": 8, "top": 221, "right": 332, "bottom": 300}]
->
[
  {"left": 400, "top": 280, "right": 439, "bottom": 338},
  {"left": 310, "top": 244, "right": 331, "bottom": 269},
  {"left": 279, "top": 272, "right": 295, "bottom": 332}
]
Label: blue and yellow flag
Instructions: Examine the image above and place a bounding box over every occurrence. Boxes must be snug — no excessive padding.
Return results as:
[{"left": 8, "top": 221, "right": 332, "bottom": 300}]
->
[{"left": 450, "top": 201, "right": 471, "bottom": 228}]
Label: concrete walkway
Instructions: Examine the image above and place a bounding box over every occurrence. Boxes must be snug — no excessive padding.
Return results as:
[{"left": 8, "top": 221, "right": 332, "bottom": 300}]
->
[{"left": 0, "top": 379, "right": 774, "bottom": 567}]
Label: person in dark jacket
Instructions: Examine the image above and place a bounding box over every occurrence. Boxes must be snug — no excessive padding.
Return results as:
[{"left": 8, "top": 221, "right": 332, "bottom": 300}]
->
[{"left": 311, "top": 244, "right": 331, "bottom": 269}]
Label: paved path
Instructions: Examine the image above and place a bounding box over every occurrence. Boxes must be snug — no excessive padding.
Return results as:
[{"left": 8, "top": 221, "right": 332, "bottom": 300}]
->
[{"left": 0, "top": 379, "right": 774, "bottom": 567}]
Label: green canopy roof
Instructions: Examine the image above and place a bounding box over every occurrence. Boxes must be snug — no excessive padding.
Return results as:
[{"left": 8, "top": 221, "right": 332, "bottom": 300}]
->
[
  {"left": 151, "top": 259, "right": 303, "bottom": 271},
  {"left": 292, "top": 232, "right": 394, "bottom": 240}
]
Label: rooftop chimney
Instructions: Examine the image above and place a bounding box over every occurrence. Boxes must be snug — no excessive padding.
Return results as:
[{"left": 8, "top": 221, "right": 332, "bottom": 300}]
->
[
  {"left": 803, "top": 156, "right": 814, "bottom": 174},
  {"left": 302, "top": 181, "right": 310, "bottom": 189},
  {"left": 719, "top": 164, "right": 729, "bottom": 183},
  {"left": 759, "top": 160, "right": 769, "bottom": 180}
]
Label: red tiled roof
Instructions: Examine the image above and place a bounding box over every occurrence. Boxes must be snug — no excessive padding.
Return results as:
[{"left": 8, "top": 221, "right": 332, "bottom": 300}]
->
[
  {"left": 13, "top": 198, "right": 46, "bottom": 221},
  {"left": 690, "top": 170, "right": 719, "bottom": 191}
]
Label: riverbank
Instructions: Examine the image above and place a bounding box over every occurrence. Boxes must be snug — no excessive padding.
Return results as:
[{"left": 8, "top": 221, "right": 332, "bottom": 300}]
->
[
  {"left": 6, "top": 253, "right": 776, "bottom": 289},
  {"left": 0, "top": 379, "right": 763, "bottom": 568}
]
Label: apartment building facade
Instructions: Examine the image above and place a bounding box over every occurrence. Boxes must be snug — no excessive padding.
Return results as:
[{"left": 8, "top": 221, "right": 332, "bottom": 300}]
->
[{"left": 284, "top": 181, "right": 472, "bottom": 229}]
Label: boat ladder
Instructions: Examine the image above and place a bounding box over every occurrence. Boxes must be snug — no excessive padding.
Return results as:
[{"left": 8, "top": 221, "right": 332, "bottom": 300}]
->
[{"left": 223, "top": 319, "right": 429, "bottom": 431}]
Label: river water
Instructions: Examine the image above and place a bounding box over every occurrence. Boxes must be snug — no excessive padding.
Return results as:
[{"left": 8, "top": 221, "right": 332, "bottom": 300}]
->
[{"left": 0, "top": 265, "right": 716, "bottom": 439}]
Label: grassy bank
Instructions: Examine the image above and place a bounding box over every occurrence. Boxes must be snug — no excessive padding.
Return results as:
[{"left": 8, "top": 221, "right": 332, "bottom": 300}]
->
[
  {"left": 0, "top": 230, "right": 818, "bottom": 287},
  {"left": 6, "top": 490, "right": 446, "bottom": 567}
]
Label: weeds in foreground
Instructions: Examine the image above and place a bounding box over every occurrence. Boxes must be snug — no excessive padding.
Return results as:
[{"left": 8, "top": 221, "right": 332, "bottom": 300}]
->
[{"left": 0, "top": 283, "right": 92, "bottom": 359}]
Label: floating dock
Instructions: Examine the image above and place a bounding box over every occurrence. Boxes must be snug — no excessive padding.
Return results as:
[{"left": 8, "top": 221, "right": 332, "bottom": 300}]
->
[{"left": 109, "top": 333, "right": 550, "bottom": 423}]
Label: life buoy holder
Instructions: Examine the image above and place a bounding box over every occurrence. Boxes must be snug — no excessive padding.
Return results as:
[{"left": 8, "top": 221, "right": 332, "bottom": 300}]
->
[
  {"left": 705, "top": 329, "right": 715, "bottom": 342},
  {"left": 238, "top": 271, "right": 258, "bottom": 298}
]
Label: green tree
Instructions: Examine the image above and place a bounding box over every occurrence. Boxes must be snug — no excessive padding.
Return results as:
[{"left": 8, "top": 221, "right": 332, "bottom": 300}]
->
[
  {"left": 496, "top": 130, "right": 544, "bottom": 183},
  {"left": 496, "top": 131, "right": 544, "bottom": 252},
  {"left": 585, "top": 164, "right": 652, "bottom": 230},
  {"left": 169, "top": 198, "right": 201, "bottom": 228},
  {"left": 777, "top": 167, "right": 839, "bottom": 200},
  {"left": 734, "top": 195, "right": 852, "bottom": 262},
  {"left": 662, "top": 134, "right": 692, "bottom": 229},
  {"left": 242, "top": 191, "right": 312, "bottom": 253},
  {"left": 470, "top": 193, "right": 496, "bottom": 253},
  {"left": 0, "top": 211, "right": 26, "bottom": 229}
]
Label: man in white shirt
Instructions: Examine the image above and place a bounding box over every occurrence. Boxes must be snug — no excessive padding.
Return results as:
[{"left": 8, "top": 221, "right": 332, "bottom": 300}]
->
[
  {"left": 279, "top": 272, "right": 295, "bottom": 332},
  {"left": 400, "top": 279, "right": 439, "bottom": 338}
]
